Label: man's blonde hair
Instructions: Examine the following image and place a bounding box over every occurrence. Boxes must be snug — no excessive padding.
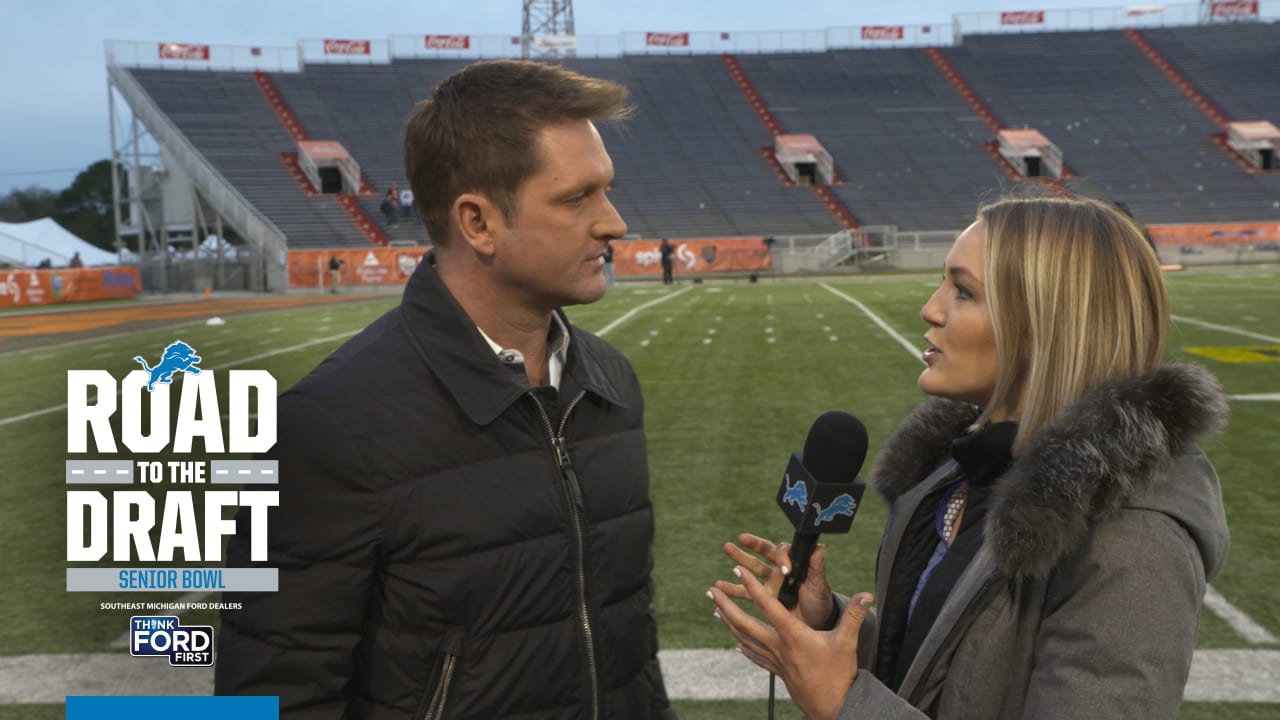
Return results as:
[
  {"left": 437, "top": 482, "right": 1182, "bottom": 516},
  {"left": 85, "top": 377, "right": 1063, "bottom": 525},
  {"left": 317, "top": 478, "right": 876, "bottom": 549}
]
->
[{"left": 977, "top": 196, "right": 1168, "bottom": 452}]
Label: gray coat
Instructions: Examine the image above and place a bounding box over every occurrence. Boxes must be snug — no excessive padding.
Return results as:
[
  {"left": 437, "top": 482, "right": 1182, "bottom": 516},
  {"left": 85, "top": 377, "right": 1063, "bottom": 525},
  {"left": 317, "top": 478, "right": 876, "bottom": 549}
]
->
[{"left": 838, "top": 364, "right": 1230, "bottom": 719}]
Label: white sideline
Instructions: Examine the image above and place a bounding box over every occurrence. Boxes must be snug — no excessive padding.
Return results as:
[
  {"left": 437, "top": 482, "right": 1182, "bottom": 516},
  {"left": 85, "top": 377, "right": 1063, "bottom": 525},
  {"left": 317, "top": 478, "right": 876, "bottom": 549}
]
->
[
  {"left": 1172, "top": 314, "right": 1280, "bottom": 345},
  {"left": 1204, "top": 586, "right": 1279, "bottom": 644},
  {"left": 0, "top": 649, "right": 1276, "bottom": 704},
  {"left": 0, "top": 331, "right": 361, "bottom": 428},
  {"left": 595, "top": 286, "right": 695, "bottom": 338},
  {"left": 819, "top": 283, "right": 924, "bottom": 363}
]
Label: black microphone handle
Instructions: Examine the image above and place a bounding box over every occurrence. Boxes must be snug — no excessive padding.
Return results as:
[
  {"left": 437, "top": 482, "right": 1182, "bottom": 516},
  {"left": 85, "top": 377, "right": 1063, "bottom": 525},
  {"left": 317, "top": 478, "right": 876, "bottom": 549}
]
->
[{"left": 777, "top": 531, "right": 819, "bottom": 609}]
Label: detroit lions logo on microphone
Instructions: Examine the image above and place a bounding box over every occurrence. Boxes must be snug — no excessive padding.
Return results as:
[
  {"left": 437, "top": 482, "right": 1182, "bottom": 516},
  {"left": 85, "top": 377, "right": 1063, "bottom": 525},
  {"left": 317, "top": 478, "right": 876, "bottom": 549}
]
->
[
  {"left": 812, "top": 494, "right": 857, "bottom": 527},
  {"left": 134, "top": 340, "right": 202, "bottom": 392},
  {"left": 782, "top": 474, "right": 808, "bottom": 510}
]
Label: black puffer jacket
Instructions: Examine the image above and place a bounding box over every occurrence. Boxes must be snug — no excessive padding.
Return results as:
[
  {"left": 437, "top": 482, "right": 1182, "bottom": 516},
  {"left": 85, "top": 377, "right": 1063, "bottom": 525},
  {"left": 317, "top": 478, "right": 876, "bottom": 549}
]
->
[{"left": 217, "top": 260, "right": 673, "bottom": 719}]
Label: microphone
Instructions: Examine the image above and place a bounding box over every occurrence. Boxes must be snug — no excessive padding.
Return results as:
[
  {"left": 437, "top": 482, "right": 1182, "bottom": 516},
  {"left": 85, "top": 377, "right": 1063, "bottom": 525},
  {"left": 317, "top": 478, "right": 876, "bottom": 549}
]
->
[{"left": 775, "top": 411, "right": 869, "bottom": 609}]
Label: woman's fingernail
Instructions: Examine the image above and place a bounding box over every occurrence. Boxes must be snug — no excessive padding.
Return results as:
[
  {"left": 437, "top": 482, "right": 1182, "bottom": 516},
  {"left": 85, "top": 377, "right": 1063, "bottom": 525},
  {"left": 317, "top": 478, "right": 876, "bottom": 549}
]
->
[
  {"left": 732, "top": 567, "right": 742, "bottom": 579},
  {"left": 780, "top": 565, "right": 790, "bottom": 576},
  {"left": 714, "top": 610, "right": 722, "bottom": 621},
  {"left": 859, "top": 596, "right": 874, "bottom": 607},
  {"left": 706, "top": 590, "right": 714, "bottom": 601}
]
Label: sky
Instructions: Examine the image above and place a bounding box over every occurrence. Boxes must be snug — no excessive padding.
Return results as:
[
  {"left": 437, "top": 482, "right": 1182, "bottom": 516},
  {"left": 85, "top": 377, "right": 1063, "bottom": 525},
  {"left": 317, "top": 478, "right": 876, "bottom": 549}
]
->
[{"left": 2, "top": 0, "right": 1277, "bottom": 195}]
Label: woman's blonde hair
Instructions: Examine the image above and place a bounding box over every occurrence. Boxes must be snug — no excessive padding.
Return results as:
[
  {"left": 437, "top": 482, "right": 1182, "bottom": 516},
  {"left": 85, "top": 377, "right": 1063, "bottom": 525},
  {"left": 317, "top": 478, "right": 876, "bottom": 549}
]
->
[{"left": 977, "top": 196, "right": 1168, "bottom": 452}]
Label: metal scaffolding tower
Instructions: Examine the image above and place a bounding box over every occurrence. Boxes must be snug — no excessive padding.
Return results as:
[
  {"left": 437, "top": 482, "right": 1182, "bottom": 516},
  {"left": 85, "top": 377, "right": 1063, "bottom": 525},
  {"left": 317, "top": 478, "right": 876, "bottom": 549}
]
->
[{"left": 522, "top": 0, "right": 576, "bottom": 59}]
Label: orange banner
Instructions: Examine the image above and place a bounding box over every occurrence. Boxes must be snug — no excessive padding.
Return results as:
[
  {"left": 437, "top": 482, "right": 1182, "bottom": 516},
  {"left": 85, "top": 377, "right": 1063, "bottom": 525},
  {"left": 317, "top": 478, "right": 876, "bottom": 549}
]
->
[
  {"left": 0, "top": 267, "right": 141, "bottom": 308},
  {"left": 1148, "top": 222, "right": 1280, "bottom": 248},
  {"left": 288, "top": 248, "right": 427, "bottom": 288},
  {"left": 613, "top": 238, "right": 771, "bottom": 277}
]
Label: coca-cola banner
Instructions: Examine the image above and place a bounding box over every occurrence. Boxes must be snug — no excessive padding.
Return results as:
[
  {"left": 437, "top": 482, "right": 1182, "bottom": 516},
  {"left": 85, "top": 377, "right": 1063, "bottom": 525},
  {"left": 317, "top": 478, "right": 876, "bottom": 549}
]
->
[
  {"left": 1000, "top": 10, "right": 1046, "bottom": 24},
  {"left": 861, "top": 26, "right": 904, "bottom": 40},
  {"left": 645, "top": 32, "right": 690, "bottom": 47},
  {"left": 158, "top": 43, "right": 210, "bottom": 60},
  {"left": 1210, "top": 0, "right": 1258, "bottom": 17},
  {"left": 323, "top": 38, "right": 371, "bottom": 55},
  {"left": 424, "top": 34, "right": 470, "bottom": 49}
]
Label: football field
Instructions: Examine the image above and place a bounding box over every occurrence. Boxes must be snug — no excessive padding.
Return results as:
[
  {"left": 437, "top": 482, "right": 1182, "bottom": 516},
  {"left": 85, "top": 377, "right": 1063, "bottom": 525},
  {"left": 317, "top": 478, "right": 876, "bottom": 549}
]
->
[{"left": 0, "top": 267, "right": 1277, "bottom": 718}]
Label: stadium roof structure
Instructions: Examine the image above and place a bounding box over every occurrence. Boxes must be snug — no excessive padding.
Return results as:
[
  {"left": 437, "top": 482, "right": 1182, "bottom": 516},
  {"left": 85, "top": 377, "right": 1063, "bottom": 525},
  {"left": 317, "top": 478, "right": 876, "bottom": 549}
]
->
[{"left": 0, "top": 218, "right": 126, "bottom": 267}]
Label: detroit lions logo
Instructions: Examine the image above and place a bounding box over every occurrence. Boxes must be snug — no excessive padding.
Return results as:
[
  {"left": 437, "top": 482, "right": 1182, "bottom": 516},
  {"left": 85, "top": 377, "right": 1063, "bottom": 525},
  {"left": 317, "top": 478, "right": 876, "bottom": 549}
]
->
[
  {"left": 812, "top": 494, "right": 857, "bottom": 526},
  {"left": 134, "top": 340, "right": 203, "bottom": 392},
  {"left": 782, "top": 474, "right": 807, "bottom": 510}
]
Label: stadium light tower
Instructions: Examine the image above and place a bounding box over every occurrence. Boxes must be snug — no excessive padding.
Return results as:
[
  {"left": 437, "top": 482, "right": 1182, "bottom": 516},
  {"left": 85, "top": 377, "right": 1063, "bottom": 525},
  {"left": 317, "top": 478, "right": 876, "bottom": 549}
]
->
[{"left": 522, "top": 0, "right": 576, "bottom": 59}]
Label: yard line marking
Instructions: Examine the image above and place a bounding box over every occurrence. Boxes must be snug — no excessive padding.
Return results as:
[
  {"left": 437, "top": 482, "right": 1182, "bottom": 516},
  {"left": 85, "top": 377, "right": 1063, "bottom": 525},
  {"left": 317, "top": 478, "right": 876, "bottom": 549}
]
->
[
  {"left": 0, "top": 331, "right": 360, "bottom": 428},
  {"left": 595, "top": 286, "right": 694, "bottom": 338},
  {"left": 820, "top": 283, "right": 923, "bottom": 363},
  {"left": 1171, "top": 315, "right": 1280, "bottom": 344},
  {"left": 1230, "top": 393, "right": 1280, "bottom": 402},
  {"left": 2, "top": 648, "right": 1278, "bottom": 703},
  {"left": 1204, "top": 586, "right": 1279, "bottom": 644}
]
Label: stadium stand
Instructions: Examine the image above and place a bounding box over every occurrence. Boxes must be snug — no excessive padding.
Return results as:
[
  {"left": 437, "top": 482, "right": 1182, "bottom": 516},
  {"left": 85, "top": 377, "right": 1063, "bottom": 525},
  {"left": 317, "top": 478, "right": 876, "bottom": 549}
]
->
[
  {"left": 129, "top": 69, "right": 372, "bottom": 249},
  {"left": 123, "top": 23, "right": 1280, "bottom": 251},
  {"left": 734, "top": 49, "right": 1012, "bottom": 230},
  {"left": 938, "top": 30, "right": 1280, "bottom": 223}
]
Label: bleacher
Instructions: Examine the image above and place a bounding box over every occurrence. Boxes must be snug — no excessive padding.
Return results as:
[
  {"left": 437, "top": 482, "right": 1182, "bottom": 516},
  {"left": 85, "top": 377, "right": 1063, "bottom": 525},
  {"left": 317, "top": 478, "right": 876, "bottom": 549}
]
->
[
  {"left": 736, "top": 49, "right": 1008, "bottom": 230},
  {"left": 129, "top": 69, "right": 371, "bottom": 249},
  {"left": 123, "top": 22, "right": 1280, "bottom": 252},
  {"left": 940, "top": 30, "right": 1280, "bottom": 223},
  {"left": 1143, "top": 23, "right": 1280, "bottom": 124}
]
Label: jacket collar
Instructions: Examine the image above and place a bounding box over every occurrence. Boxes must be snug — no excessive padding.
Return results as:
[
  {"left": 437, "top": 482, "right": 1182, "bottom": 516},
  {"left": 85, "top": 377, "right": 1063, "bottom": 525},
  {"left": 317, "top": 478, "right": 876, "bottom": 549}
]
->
[
  {"left": 398, "top": 253, "right": 628, "bottom": 426},
  {"left": 871, "top": 364, "right": 1227, "bottom": 580}
]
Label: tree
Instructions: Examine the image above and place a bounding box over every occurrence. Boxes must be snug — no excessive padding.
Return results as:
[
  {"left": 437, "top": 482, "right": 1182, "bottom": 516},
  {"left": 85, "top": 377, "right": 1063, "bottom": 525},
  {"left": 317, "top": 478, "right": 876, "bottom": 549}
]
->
[
  {"left": 0, "top": 186, "right": 57, "bottom": 223},
  {"left": 54, "top": 160, "right": 119, "bottom": 252}
]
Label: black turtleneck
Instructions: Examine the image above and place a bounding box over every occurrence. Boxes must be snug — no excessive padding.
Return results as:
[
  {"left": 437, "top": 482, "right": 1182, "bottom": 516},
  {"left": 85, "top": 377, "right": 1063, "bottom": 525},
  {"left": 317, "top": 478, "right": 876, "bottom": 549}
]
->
[{"left": 880, "top": 421, "right": 1018, "bottom": 692}]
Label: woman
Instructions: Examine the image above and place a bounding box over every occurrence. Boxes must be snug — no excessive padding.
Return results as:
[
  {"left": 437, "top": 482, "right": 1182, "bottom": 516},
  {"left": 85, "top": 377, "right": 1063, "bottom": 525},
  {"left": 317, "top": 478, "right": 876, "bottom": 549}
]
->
[{"left": 708, "top": 196, "right": 1229, "bottom": 719}]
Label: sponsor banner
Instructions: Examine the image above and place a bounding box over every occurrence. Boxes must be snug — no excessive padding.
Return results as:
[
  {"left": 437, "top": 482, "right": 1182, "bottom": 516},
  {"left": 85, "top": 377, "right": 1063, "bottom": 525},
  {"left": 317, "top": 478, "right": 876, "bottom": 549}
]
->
[
  {"left": 67, "top": 696, "right": 278, "bottom": 720},
  {"left": 1000, "top": 10, "right": 1045, "bottom": 24},
  {"left": 425, "top": 34, "right": 470, "bottom": 49},
  {"left": 0, "top": 267, "right": 141, "bottom": 308},
  {"left": 861, "top": 25, "right": 904, "bottom": 40},
  {"left": 534, "top": 34, "right": 577, "bottom": 50},
  {"left": 646, "top": 32, "right": 690, "bottom": 47},
  {"left": 613, "top": 238, "right": 771, "bottom": 277},
  {"left": 1148, "top": 221, "right": 1280, "bottom": 247},
  {"left": 1210, "top": 0, "right": 1258, "bottom": 16},
  {"left": 323, "top": 38, "right": 371, "bottom": 55},
  {"left": 158, "top": 43, "right": 210, "bottom": 60},
  {"left": 288, "top": 248, "right": 427, "bottom": 288},
  {"left": 297, "top": 140, "right": 350, "bottom": 160}
]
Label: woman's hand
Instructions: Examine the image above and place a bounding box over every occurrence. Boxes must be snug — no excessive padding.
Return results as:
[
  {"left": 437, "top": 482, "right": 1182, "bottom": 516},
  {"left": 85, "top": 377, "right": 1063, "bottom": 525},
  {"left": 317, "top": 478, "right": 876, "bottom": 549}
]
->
[
  {"left": 714, "top": 533, "right": 834, "bottom": 629},
  {"left": 708, "top": 565, "right": 874, "bottom": 720}
]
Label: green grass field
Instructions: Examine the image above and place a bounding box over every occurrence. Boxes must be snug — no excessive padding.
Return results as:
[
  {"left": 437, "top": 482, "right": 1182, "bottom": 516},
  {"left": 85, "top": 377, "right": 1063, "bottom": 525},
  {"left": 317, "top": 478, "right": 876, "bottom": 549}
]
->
[{"left": 1, "top": 266, "right": 1277, "bottom": 718}]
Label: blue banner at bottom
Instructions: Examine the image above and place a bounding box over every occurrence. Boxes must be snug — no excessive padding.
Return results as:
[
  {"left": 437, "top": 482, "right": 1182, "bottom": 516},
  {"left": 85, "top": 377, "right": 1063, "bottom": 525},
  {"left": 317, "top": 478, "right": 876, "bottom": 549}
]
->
[{"left": 67, "top": 696, "right": 278, "bottom": 719}]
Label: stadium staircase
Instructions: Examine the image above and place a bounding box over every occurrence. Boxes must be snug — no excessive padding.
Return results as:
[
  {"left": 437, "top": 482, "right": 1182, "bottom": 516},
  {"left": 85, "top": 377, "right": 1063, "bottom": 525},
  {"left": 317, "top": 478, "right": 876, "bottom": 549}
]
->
[
  {"left": 252, "top": 71, "right": 388, "bottom": 246},
  {"left": 923, "top": 47, "right": 1072, "bottom": 198},
  {"left": 937, "top": 30, "right": 1280, "bottom": 222},
  {"left": 720, "top": 53, "right": 860, "bottom": 229},
  {"left": 1125, "top": 28, "right": 1280, "bottom": 177}
]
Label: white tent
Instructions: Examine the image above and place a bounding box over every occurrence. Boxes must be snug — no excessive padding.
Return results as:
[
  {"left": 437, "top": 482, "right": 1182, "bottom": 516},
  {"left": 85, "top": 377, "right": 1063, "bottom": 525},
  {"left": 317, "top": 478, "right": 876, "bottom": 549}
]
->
[{"left": 0, "top": 218, "right": 126, "bottom": 267}]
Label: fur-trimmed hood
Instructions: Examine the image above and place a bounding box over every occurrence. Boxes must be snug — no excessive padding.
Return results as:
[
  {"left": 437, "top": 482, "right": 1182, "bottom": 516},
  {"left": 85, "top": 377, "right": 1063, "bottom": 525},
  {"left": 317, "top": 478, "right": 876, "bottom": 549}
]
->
[{"left": 872, "top": 364, "right": 1230, "bottom": 580}]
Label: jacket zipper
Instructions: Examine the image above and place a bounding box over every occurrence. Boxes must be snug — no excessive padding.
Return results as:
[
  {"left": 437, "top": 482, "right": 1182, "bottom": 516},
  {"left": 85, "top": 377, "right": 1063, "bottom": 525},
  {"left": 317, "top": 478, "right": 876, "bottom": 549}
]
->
[
  {"left": 420, "top": 653, "right": 458, "bottom": 720},
  {"left": 530, "top": 390, "right": 599, "bottom": 720}
]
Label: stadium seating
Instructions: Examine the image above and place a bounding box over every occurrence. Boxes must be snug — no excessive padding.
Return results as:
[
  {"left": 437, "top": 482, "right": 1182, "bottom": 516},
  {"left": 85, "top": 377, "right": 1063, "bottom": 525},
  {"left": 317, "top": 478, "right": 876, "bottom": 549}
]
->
[
  {"left": 939, "top": 29, "right": 1280, "bottom": 223},
  {"left": 124, "top": 23, "right": 1280, "bottom": 250}
]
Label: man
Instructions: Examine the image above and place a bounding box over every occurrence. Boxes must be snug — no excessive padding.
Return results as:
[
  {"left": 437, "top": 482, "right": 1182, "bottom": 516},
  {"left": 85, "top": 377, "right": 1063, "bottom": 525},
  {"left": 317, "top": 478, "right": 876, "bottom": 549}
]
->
[
  {"left": 327, "top": 254, "right": 344, "bottom": 294},
  {"left": 659, "top": 238, "right": 674, "bottom": 285},
  {"left": 216, "top": 60, "right": 676, "bottom": 720},
  {"left": 399, "top": 186, "right": 415, "bottom": 221}
]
